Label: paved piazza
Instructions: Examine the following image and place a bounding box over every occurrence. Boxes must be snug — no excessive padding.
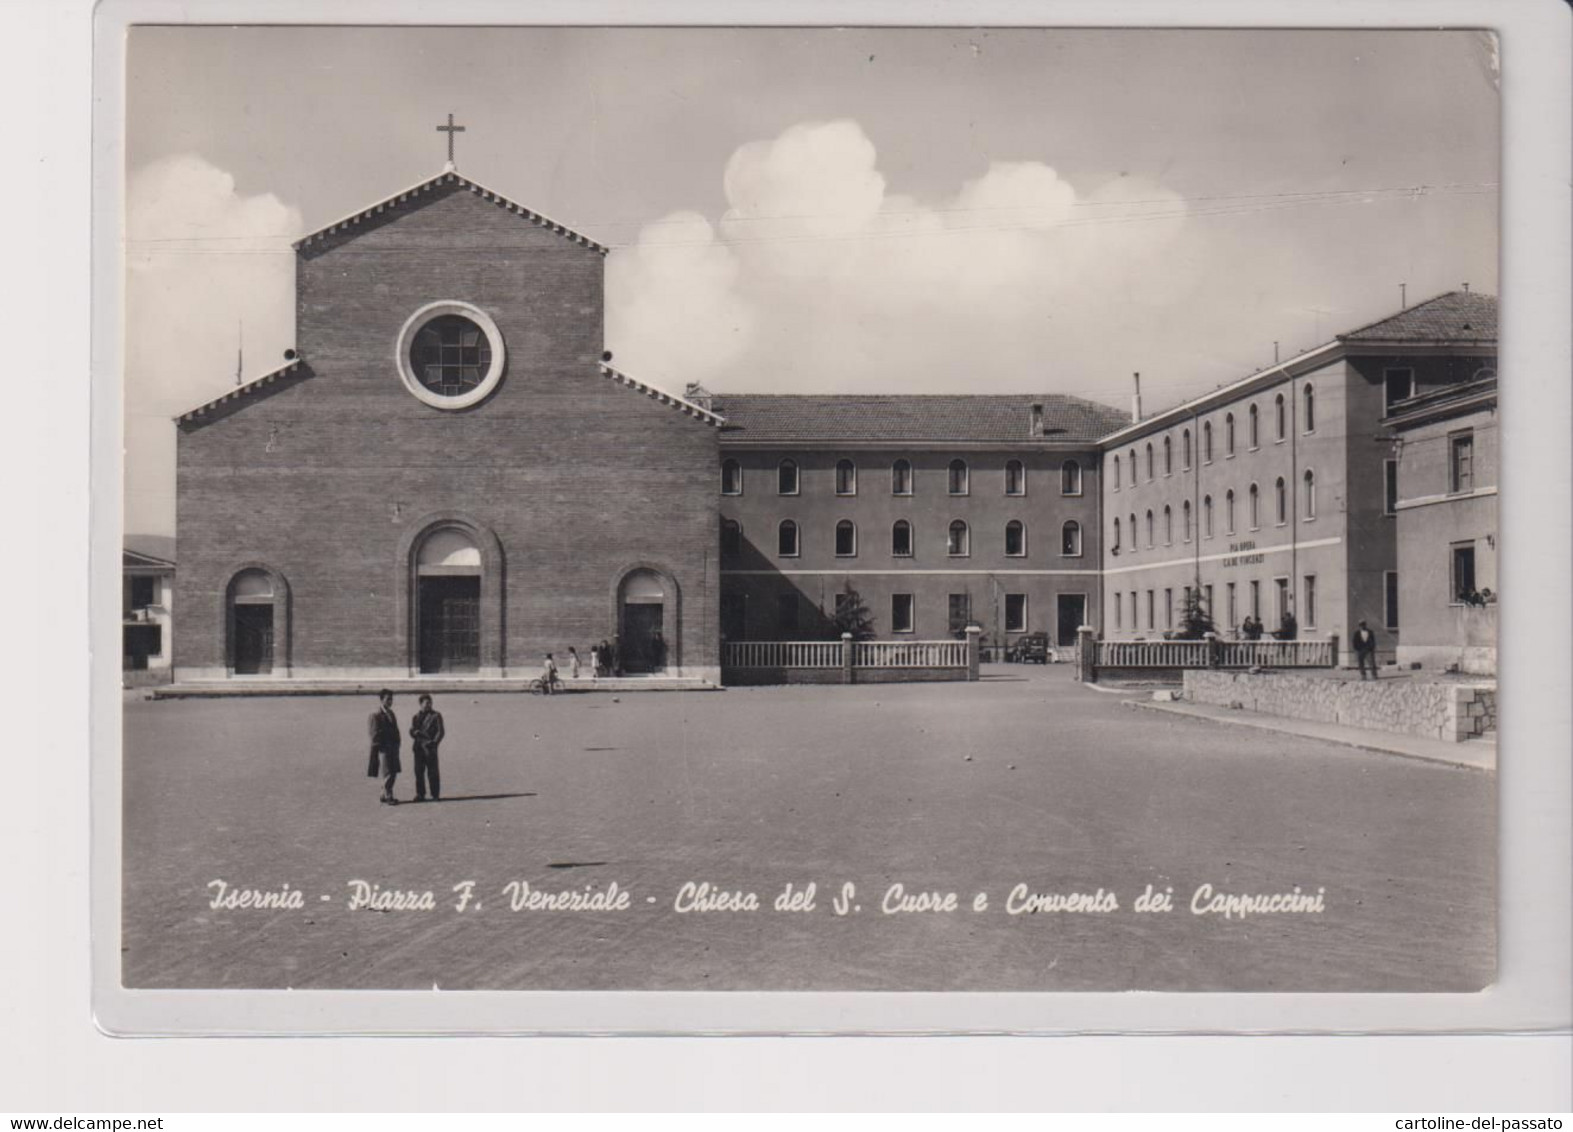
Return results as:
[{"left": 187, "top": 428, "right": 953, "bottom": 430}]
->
[{"left": 122, "top": 666, "right": 1494, "bottom": 991}]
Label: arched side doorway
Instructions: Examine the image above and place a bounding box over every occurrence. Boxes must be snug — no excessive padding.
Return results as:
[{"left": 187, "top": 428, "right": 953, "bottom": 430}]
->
[
  {"left": 617, "top": 567, "right": 676, "bottom": 675},
  {"left": 415, "top": 527, "right": 482, "bottom": 674},
  {"left": 226, "top": 565, "right": 289, "bottom": 676}
]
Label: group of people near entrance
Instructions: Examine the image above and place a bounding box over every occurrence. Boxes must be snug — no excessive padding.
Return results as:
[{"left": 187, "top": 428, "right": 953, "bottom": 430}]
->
[
  {"left": 1237, "top": 612, "right": 1298, "bottom": 641},
  {"left": 367, "top": 689, "right": 444, "bottom": 806}
]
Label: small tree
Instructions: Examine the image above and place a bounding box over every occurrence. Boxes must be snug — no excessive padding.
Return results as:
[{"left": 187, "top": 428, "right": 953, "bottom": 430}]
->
[
  {"left": 831, "top": 584, "right": 876, "bottom": 641},
  {"left": 1176, "top": 588, "right": 1216, "bottom": 640}
]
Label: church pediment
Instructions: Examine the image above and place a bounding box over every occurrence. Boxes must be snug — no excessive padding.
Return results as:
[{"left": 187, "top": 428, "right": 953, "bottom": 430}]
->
[{"left": 292, "top": 169, "right": 609, "bottom": 260}]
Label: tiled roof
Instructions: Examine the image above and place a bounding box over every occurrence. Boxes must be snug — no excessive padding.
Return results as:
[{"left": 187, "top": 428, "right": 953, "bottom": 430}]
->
[
  {"left": 292, "top": 168, "right": 608, "bottom": 255},
  {"left": 126, "top": 534, "right": 176, "bottom": 563},
  {"left": 711, "top": 394, "right": 1129, "bottom": 444},
  {"left": 1339, "top": 291, "right": 1497, "bottom": 343}
]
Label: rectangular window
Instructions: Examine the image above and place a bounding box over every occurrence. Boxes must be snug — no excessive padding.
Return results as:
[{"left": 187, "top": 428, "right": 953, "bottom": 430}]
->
[
  {"left": 1114, "top": 591, "right": 1123, "bottom": 631},
  {"left": 835, "top": 461, "right": 857, "bottom": 496},
  {"left": 1226, "top": 582, "right": 1237, "bottom": 630},
  {"left": 1385, "top": 570, "right": 1400, "bottom": 630},
  {"left": 1274, "top": 577, "right": 1290, "bottom": 624},
  {"left": 1249, "top": 579, "right": 1261, "bottom": 620},
  {"left": 1203, "top": 584, "right": 1214, "bottom": 624},
  {"left": 1302, "top": 574, "right": 1317, "bottom": 628},
  {"left": 1449, "top": 431, "right": 1475, "bottom": 494},
  {"left": 1384, "top": 459, "right": 1399, "bottom": 515},
  {"left": 1451, "top": 543, "right": 1477, "bottom": 602},
  {"left": 1384, "top": 367, "right": 1414, "bottom": 414},
  {"left": 891, "top": 522, "right": 913, "bottom": 557},
  {"left": 1164, "top": 588, "right": 1174, "bottom": 631},
  {"left": 1005, "top": 593, "right": 1027, "bottom": 633},
  {"left": 129, "top": 576, "right": 156, "bottom": 610},
  {"left": 1146, "top": 590, "right": 1155, "bottom": 631},
  {"left": 777, "top": 593, "right": 799, "bottom": 637},
  {"left": 891, "top": 593, "right": 915, "bottom": 634},
  {"left": 947, "top": 593, "right": 972, "bottom": 637},
  {"left": 891, "top": 461, "right": 913, "bottom": 495}
]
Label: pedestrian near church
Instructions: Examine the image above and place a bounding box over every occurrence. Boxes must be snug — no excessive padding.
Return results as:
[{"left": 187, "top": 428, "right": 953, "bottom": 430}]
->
[
  {"left": 409, "top": 693, "right": 445, "bottom": 802},
  {"left": 541, "top": 652, "right": 559, "bottom": 694},
  {"left": 568, "top": 646, "right": 581, "bottom": 680},
  {"left": 1353, "top": 620, "right": 1379, "bottom": 681},
  {"left": 589, "top": 642, "right": 601, "bottom": 680},
  {"left": 366, "top": 689, "right": 401, "bottom": 806}
]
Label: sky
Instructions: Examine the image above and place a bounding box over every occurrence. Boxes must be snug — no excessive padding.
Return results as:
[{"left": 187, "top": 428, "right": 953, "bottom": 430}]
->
[{"left": 123, "top": 26, "right": 1500, "bottom": 536}]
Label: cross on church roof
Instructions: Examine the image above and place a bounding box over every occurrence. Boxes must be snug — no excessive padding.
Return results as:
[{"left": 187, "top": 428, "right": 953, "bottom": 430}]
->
[{"left": 436, "top": 113, "right": 466, "bottom": 167}]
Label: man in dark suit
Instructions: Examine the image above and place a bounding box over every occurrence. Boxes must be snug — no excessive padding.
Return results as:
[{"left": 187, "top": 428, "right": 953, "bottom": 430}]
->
[
  {"left": 367, "top": 689, "right": 401, "bottom": 805},
  {"left": 409, "top": 693, "right": 446, "bottom": 802},
  {"left": 1353, "top": 620, "right": 1379, "bottom": 681}
]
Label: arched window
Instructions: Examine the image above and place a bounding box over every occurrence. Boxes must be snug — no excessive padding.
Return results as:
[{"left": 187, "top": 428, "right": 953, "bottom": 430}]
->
[
  {"left": 1248, "top": 403, "right": 1260, "bottom": 448},
  {"left": 1304, "top": 469, "right": 1316, "bottom": 518},
  {"left": 228, "top": 568, "right": 279, "bottom": 676},
  {"left": 720, "top": 518, "right": 742, "bottom": 557},
  {"left": 1005, "top": 459, "right": 1026, "bottom": 496},
  {"left": 1129, "top": 448, "right": 1138, "bottom": 478},
  {"left": 1145, "top": 442, "right": 1154, "bottom": 480},
  {"left": 1275, "top": 477, "right": 1287, "bottom": 524},
  {"left": 1061, "top": 520, "right": 1083, "bottom": 557},
  {"left": 1163, "top": 504, "right": 1173, "bottom": 545},
  {"left": 1203, "top": 494, "right": 1214, "bottom": 538},
  {"left": 1303, "top": 384, "right": 1315, "bottom": 433},
  {"left": 1225, "top": 413, "right": 1236, "bottom": 456},
  {"left": 835, "top": 519, "right": 857, "bottom": 556},
  {"left": 1061, "top": 459, "right": 1082, "bottom": 496},
  {"left": 721, "top": 458, "right": 743, "bottom": 496},
  {"left": 1163, "top": 436, "right": 1173, "bottom": 476},
  {"left": 778, "top": 458, "right": 799, "bottom": 496},
  {"left": 1145, "top": 509, "right": 1155, "bottom": 547},
  {"left": 948, "top": 459, "right": 969, "bottom": 495},
  {"left": 835, "top": 459, "right": 857, "bottom": 496},
  {"left": 1249, "top": 482, "right": 1261, "bottom": 528},
  {"left": 892, "top": 519, "right": 913, "bottom": 557},
  {"left": 1113, "top": 516, "right": 1122, "bottom": 552},
  {"left": 777, "top": 519, "right": 799, "bottom": 557},
  {"left": 1183, "top": 499, "right": 1193, "bottom": 542},
  {"left": 947, "top": 520, "right": 970, "bottom": 556},
  {"left": 1225, "top": 490, "right": 1236, "bottom": 534},
  {"left": 891, "top": 459, "right": 913, "bottom": 495},
  {"left": 1112, "top": 454, "right": 1121, "bottom": 490},
  {"left": 1274, "top": 393, "right": 1286, "bottom": 441},
  {"left": 1182, "top": 428, "right": 1192, "bottom": 470},
  {"left": 1203, "top": 421, "right": 1214, "bottom": 463},
  {"left": 1129, "top": 513, "right": 1137, "bottom": 552},
  {"left": 1005, "top": 520, "right": 1026, "bottom": 557}
]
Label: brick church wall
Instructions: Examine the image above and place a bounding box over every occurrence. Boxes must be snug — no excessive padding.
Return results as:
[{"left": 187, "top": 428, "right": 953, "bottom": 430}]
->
[{"left": 176, "top": 180, "right": 720, "bottom": 679}]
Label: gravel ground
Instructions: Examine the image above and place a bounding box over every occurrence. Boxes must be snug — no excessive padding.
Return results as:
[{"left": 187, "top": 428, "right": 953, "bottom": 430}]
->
[{"left": 121, "top": 666, "right": 1494, "bottom": 991}]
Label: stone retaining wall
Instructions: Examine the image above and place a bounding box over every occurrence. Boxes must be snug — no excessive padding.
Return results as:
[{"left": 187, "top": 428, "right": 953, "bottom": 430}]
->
[{"left": 1183, "top": 670, "right": 1496, "bottom": 743}]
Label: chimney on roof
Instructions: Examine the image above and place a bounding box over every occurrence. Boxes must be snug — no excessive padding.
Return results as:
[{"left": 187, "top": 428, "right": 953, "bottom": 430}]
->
[
  {"left": 1462, "top": 282, "right": 1470, "bottom": 293},
  {"left": 1030, "top": 402, "right": 1045, "bottom": 437},
  {"left": 684, "top": 382, "right": 714, "bottom": 412},
  {"left": 1131, "top": 372, "right": 1143, "bottom": 422}
]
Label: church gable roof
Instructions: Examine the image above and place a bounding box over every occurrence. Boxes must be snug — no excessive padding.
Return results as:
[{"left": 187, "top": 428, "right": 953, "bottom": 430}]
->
[
  {"left": 292, "top": 168, "right": 609, "bottom": 256},
  {"left": 599, "top": 363, "right": 727, "bottom": 428},
  {"left": 176, "top": 356, "right": 308, "bottom": 425}
]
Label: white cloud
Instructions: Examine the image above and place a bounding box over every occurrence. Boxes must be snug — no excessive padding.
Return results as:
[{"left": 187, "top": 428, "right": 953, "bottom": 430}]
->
[
  {"left": 606, "top": 119, "right": 1192, "bottom": 394},
  {"left": 124, "top": 155, "right": 301, "bottom": 532}
]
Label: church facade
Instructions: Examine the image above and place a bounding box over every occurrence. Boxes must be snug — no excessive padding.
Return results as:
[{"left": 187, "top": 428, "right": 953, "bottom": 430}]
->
[{"left": 175, "top": 170, "right": 725, "bottom": 683}]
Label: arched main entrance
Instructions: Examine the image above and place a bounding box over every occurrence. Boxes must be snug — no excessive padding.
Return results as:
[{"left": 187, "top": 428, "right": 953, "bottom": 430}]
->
[
  {"left": 228, "top": 568, "right": 277, "bottom": 675},
  {"left": 416, "top": 527, "right": 481, "bottom": 674},
  {"left": 619, "top": 569, "right": 668, "bottom": 674}
]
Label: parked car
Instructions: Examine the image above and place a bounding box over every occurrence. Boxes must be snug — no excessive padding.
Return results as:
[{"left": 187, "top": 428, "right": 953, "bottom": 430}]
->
[{"left": 1009, "top": 632, "right": 1057, "bottom": 664}]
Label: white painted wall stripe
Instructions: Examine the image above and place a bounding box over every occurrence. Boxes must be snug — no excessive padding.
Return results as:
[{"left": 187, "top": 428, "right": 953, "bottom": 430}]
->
[{"left": 1100, "top": 535, "right": 1344, "bottom": 577}]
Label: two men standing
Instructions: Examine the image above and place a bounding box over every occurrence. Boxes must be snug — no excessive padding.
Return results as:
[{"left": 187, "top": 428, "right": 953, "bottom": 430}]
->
[{"left": 367, "top": 689, "right": 446, "bottom": 806}]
